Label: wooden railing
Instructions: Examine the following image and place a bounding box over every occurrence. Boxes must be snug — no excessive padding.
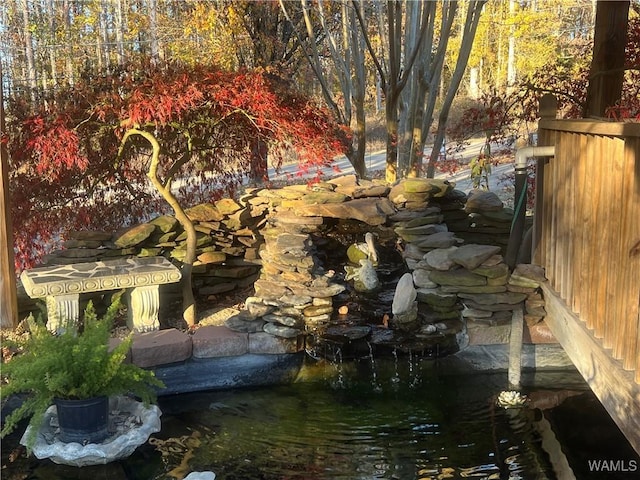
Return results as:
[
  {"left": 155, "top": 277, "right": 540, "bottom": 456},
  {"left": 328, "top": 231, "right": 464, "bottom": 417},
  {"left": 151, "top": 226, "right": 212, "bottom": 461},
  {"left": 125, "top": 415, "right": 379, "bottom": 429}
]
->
[{"left": 534, "top": 116, "right": 640, "bottom": 384}]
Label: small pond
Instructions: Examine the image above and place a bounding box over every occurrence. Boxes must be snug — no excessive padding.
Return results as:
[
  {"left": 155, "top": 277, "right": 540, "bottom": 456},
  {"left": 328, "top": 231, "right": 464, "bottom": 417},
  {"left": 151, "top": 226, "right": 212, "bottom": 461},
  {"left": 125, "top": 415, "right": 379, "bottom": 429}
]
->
[{"left": 2, "top": 357, "right": 639, "bottom": 480}]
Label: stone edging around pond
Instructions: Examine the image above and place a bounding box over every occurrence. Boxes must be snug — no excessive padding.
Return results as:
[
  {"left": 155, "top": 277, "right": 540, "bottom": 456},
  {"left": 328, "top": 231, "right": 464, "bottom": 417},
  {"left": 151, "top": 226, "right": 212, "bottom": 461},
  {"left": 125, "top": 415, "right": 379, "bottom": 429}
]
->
[
  {"left": 21, "top": 174, "right": 559, "bottom": 383},
  {"left": 122, "top": 316, "right": 560, "bottom": 370},
  {"left": 122, "top": 330, "right": 571, "bottom": 395}
]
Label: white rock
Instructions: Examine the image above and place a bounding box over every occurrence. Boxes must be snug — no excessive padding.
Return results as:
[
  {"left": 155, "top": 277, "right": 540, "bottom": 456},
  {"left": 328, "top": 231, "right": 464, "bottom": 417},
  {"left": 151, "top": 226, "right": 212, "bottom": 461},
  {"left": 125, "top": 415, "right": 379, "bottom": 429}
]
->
[
  {"left": 184, "top": 473, "right": 216, "bottom": 480},
  {"left": 184, "top": 472, "right": 216, "bottom": 480},
  {"left": 392, "top": 273, "right": 417, "bottom": 315},
  {"left": 356, "top": 259, "right": 379, "bottom": 292}
]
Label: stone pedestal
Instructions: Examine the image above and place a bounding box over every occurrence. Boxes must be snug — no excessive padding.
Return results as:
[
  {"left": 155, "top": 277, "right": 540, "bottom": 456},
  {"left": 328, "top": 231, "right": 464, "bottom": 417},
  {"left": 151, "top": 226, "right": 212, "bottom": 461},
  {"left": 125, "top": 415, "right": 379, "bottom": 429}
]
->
[
  {"left": 45, "top": 294, "right": 80, "bottom": 334},
  {"left": 127, "top": 285, "right": 161, "bottom": 332}
]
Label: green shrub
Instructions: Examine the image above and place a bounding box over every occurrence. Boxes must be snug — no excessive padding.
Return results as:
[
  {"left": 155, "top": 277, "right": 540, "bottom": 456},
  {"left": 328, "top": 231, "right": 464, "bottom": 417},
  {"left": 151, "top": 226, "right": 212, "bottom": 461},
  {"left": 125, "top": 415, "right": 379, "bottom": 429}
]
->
[{"left": 0, "top": 296, "right": 165, "bottom": 450}]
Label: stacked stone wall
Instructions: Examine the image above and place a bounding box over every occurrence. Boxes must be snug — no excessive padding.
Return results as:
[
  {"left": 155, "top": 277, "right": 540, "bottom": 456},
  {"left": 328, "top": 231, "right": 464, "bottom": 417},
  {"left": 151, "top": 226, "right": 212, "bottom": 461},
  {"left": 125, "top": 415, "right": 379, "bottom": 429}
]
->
[{"left": 20, "top": 174, "right": 548, "bottom": 356}]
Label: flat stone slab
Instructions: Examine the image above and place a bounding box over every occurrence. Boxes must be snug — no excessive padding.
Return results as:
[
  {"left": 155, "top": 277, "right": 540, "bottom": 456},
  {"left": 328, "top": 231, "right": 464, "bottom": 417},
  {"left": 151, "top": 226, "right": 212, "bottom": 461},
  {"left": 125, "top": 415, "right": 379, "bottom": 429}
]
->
[
  {"left": 154, "top": 353, "right": 304, "bottom": 395},
  {"left": 290, "top": 197, "right": 395, "bottom": 226},
  {"left": 113, "top": 224, "right": 156, "bottom": 248},
  {"left": 131, "top": 329, "right": 192, "bottom": 368},
  {"left": 449, "top": 244, "right": 502, "bottom": 270},
  {"left": 465, "top": 190, "right": 504, "bottom": 213},
  {"left": 20, "top": 257, "right": 181, "bottom": 298},
  {"left": 458, "top": 292, "right": 528, "bottom": 305},
  {"left": 192, "top": 326, "right": 249, "bottom": 358},
  {"left": 429, "top": 269, "right": 487, "bottom": 286},
  {"left": 424, "top": 246, "right": 459, "bottom": 271},
  {"left": 510, "top": 263, "right": 547, "bottom": 288},
  {"left": 248, "top": 332, "right": 305, "bottom": 354}
]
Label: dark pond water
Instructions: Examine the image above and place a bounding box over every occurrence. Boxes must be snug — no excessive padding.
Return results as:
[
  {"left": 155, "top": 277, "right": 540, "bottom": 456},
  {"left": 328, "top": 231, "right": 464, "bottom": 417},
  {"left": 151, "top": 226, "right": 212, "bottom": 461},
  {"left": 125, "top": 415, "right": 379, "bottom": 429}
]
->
[{"left": 2, "top": 358, "right": 639, "bottom": 480}]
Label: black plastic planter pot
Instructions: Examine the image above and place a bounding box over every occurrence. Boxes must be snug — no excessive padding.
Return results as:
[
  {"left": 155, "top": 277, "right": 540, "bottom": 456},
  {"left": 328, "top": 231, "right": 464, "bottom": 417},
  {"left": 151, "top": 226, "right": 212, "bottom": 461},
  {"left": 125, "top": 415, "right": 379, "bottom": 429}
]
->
[{"left": 54, "top": 396, "right": 109, "bottom": 444}]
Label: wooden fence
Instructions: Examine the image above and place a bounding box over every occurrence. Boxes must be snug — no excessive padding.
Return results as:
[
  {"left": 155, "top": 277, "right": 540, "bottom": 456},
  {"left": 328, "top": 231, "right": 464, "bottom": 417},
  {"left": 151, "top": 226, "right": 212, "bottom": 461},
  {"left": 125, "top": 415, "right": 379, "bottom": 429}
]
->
[{"left": 534, "top": 116, "right": 640, "bottom": 382}]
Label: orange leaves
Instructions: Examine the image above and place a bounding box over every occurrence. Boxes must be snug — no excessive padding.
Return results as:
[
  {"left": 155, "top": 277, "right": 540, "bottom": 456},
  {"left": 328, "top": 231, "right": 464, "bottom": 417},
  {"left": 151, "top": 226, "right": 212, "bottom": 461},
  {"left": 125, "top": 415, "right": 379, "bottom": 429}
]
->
[{"left": 23, "top": 115, "right": 88, "bottom": 181}]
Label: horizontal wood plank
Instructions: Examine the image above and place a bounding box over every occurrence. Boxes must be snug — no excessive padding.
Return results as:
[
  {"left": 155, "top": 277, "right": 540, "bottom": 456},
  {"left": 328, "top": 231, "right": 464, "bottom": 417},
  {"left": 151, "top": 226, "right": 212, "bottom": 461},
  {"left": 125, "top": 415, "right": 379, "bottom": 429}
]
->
[{"left": 539, "top": 119, "right": 640, "bottom": 138}]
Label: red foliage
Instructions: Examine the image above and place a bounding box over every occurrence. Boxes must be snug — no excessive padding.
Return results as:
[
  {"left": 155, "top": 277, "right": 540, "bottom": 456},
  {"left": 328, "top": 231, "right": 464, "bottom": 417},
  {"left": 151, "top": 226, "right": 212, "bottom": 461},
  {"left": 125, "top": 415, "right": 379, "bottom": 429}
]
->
[
  {"left": 7, "top": 60, "right": 349, "bottom": 271},
  {"left": 24, "top": 115, "right": 88, "bottom": 179}
]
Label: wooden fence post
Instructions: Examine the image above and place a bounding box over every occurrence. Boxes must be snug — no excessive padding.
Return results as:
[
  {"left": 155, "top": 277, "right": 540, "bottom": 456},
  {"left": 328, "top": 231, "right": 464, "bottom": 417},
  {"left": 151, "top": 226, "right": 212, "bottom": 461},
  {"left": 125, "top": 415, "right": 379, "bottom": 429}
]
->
[
  {"left": 1, "top": 64, "right": 18, "bottom": 329},
  {"left": 532, "top": 94, "right": 557, "bottom": 265}
]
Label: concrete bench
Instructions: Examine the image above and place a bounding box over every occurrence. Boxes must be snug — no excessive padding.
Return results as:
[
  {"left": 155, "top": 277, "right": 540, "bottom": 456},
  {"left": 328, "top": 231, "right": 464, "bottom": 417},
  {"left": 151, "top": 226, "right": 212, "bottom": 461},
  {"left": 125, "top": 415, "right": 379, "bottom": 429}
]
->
[{"left": 20, "top": 257, "right": 181, "bottom": 333}]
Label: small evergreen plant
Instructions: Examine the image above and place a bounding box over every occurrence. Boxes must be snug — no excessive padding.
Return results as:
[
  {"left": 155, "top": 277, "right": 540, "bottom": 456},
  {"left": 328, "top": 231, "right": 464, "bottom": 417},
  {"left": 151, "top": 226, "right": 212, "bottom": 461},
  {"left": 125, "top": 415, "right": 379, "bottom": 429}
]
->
[{"left": 0, "top": 296, "right": 165, "bottom": 449}]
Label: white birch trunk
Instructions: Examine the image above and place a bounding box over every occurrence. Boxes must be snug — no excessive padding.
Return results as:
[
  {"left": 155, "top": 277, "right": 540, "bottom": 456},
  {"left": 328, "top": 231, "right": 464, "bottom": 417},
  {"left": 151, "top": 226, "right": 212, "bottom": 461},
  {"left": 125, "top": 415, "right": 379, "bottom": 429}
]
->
[
  {"left": 63, "top": 0, "right": 75, "bottom": 86},
  {"left": 149, "top": 0, "right": 160, "bottom": 64},
  {"left": 20, "top": 0, "right": 38, "bottom": 98},
  {"left": 507, "top": 0, "right": 516, "bottom": 91},
  {"left": 115, "top": 0, "right": 126, "bottom": 66}
]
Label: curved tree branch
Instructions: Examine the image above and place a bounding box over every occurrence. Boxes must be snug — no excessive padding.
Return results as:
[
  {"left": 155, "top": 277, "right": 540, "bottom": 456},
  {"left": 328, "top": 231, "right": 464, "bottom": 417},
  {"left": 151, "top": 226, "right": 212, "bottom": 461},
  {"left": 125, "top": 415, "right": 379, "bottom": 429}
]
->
[{"left": 119, "top": 127, "right": 197, "bottom": 327}]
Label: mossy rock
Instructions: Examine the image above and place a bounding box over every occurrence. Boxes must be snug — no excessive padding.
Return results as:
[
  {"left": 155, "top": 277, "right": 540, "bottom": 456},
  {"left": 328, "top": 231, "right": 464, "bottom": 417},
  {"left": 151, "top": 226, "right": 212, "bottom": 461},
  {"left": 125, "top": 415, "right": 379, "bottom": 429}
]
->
[
  {"left": 346, "top": 244, "right": 368, "bottom": 264},
  {"left": 185, "top": 203, "right": 224, "bottom": 222},
  {"left": 149, "top": 215, "right": 179, "bottom": 233},
  {"left": 113, "top": 224, "right": 156, "bottom": 248}
]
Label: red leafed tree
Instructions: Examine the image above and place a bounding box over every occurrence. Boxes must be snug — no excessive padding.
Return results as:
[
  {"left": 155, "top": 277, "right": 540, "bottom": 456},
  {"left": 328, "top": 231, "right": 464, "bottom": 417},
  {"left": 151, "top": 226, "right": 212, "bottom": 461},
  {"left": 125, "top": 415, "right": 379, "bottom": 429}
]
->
[{"left": 7, "top": 60, "right": 349, "bottom": 326}]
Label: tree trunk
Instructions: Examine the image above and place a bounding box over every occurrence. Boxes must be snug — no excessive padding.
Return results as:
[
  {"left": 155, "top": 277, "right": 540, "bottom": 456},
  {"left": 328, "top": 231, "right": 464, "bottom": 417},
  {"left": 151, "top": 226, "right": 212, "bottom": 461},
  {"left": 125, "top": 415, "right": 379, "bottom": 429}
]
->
[
  {"left": 377, "top": 0, "right": 436, "bottom": 183},
  {"left": 47, "top": 0, "right": 58, "bottom": 93},
  {"left": 507, "top": 0, "right": 517, "bottom": 91},
  {"left": 396, "top": 0, "right": 420, "bottom": 178},
  {"left": 20, "top": 0, "right": 38, "bottom": 98},
  {"left": 149, "top": 0, "right": 160, "bottom": 64},
  {"left": 115, "top": 0, "right": 126, "bottom": 66},
  {"left": 584, "top": 0, "right": 630, "bottom": 118},
  {"left": 426, "top": 0, "right": 486, "bottom": 178},
  {"left": 349, "top": 0, "right": 367, "bottom": 179},
  {"left": 63, "top": 0, "right": 75, "bottom": 86},
  {"left": 95, "top": 1, "right": 104, "bottom": 71},
  {"left": 385, "top": 95, "right": 399, "bottom": 183},
  {"left": 384, "top": 0, "right": 402, "bottom": 184},
  {"left": 249, "top": 138, "right": 268, "bottom": 185},
  {"left": 283, "top": 0, "right": 367, "bottom": 178},
  {"left": 416, "top": 1, "right": 454, "bottom": 174},
  {"left": 120, "top": 129, "right": 197, "bottom": 328},
  {"left": 99, "top": 0, "right": 110, "bottom": 71}
]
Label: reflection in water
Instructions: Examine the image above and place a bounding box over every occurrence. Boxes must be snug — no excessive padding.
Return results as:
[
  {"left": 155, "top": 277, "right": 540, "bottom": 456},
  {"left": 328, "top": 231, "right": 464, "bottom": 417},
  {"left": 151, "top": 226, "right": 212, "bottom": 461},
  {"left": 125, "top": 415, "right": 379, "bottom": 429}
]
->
[{"left": 2, "top": 359, "right": 638, "bottom": 480}]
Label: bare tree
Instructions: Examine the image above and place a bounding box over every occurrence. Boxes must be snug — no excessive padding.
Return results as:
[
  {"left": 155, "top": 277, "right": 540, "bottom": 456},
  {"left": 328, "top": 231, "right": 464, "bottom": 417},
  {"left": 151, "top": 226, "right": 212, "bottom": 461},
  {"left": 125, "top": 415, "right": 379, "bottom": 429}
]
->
[
  {"left": 425, "top": 0, "right": 486, "bottom": 178},
  {"left": 356, "top": 1, "right": 485, "bottom": 182},
  {"left": 20, "top": 0, "right": 38, "bottom": 99},
  {"left": 115, "top": 0, "right": 126, "bottom": 66},
  {"left": 149, "top": 0, "right": 160, "bottom": 64},
  {"left": 284, "top": 0, "right": 486, "bottom": 182},
  {"left": 63, "top": 0, "right": 75, "bottom": 86},
  {"left": 507, "top": 0, "right": 517, "bottom": 90},
  {"left": 46, "top": 0, "right": 58, "bottom": 92},
  {"left": 397, "top": 1, "right": 453, "bottom": 178},
  {"left": 281, "top": 0, "right": 369, "bottom": 178}
]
